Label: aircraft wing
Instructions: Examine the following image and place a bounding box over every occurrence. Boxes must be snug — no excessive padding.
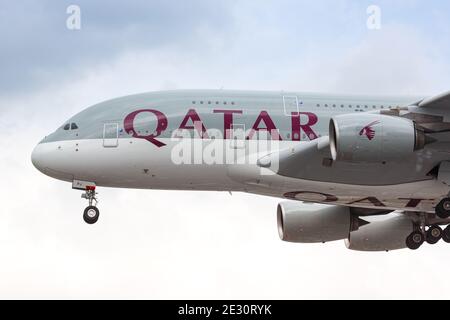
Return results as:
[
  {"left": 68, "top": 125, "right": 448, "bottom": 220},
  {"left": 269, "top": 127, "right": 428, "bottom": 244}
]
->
[{"left": 418, "top": 90, "right": 450, "bottom": 109}]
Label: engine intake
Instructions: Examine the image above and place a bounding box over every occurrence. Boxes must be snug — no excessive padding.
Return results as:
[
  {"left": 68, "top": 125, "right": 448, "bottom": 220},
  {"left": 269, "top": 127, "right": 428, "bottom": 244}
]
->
[{"left": 329, "top": 114, "right": 427, "bottom": 163}]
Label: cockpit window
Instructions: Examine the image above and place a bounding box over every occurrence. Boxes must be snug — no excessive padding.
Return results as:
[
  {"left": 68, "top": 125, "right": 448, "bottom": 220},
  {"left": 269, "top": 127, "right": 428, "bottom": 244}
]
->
[
  {"left": 63, "top": 123, "right": 70, "bottom": 130},
  {"left": 71, "top": 123, "right": 78, "bottom": 130}
]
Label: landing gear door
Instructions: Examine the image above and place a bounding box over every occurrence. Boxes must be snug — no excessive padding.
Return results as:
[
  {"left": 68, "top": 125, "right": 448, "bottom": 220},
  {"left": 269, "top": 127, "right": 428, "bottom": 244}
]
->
[{"left": 103, "top": 123, "right": 119, "bottom": 148}]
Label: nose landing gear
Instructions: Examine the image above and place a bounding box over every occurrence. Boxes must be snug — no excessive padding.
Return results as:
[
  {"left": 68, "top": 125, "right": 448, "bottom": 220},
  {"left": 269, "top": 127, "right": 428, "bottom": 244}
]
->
[{"left": 81, "top": 186, "right": 100, "bottom": 224}]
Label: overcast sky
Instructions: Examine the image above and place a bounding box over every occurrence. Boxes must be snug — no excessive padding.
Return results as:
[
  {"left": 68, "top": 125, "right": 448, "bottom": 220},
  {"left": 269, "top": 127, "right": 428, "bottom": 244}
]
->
[{"left": 1, "top": 0, "right": 450, "bottom": 299}]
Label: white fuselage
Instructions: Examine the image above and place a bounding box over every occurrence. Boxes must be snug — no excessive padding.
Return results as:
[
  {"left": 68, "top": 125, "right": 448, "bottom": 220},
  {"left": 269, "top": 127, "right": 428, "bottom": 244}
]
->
[
  {"left": 31, "top": 90, "right": 450, "bottom": 214},
  {"left": 32, "top": 137, "right": 448, "bottom": 214}
]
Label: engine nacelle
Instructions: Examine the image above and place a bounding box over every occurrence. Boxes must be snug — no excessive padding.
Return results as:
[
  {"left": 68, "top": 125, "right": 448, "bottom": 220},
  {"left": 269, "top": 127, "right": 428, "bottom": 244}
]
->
[
  {"left": 329, "top": 114, "right": 426, "bottom": 163},
  {"left": 345, "top": 214, "right": 414, "bottom": 252},
  {"left": 277, "top": 202, "right": 360, "bottom": 243}
]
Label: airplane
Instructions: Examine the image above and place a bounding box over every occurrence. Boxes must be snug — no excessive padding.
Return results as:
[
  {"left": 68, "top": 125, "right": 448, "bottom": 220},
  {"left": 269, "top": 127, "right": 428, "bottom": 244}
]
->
[{"left": 31, "top": 89, "right": 450, "bottom": 251}]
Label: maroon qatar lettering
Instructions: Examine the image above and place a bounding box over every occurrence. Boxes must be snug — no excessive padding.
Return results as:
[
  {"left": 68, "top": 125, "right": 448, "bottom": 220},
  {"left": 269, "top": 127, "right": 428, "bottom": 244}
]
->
[
  {"left": 247, "top": 111, "right": 283, "bottom": 140},
  {"left": 291, "top": 112, "right": 318, "bottom": 141},
  {"left": 123, "top": 107, "right": 319, "bottom": 146},
  {"left": 213, "top": 109, "right": 243, "bottom": 139},
  {"left": 399, "top": 198, "right": 434, "bottom": 208},
  {"left": 124, "top": 109, "right": 168, "bottom": 147},
  {"left": 284, "top": 191, "right": 435, "bottom": 209},
  {"left": 348, "top": 197, "right": 386, "bottom": 207},
  {"left": 178, "top": 109, "right": 209, "bottom": 138},
  {"left": 284, "top": 191, "right": 338, "bottom": 202}
]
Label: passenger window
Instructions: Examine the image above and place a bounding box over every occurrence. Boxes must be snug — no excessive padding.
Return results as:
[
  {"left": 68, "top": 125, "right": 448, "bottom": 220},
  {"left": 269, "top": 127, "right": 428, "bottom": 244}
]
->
[
  {"left": 63, "top": 124, "right": 70, "bottom": 130},
  {"left": 71, "top": 123, "right": 78, "bottom": 130}
]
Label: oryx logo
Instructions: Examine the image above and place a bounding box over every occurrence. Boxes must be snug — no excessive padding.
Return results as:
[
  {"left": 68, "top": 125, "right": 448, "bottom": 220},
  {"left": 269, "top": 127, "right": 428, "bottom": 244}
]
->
[{"left": 359, "top": 120, "right": 380, "bottom": 141}]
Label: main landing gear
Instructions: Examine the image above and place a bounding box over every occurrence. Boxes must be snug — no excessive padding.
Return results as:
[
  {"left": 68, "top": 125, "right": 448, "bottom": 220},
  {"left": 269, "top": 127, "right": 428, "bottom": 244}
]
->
[
  {"left": 406, "top": 224, "right": 450, "bottom": 250},
  {"left": 436, "top": 198, "right": 450, "bottom": 219},
  {"left": 407, "top": 197, "right": 450, "bottom": 249},
  {"left": 426, "top": 225, "right": 443, "bottom": 244},
  {"left": 81, "top": 186, "right": 100, "bottom": 224},
  {"left": 406, "top": 231, "right": 424, "bottom": 250}
]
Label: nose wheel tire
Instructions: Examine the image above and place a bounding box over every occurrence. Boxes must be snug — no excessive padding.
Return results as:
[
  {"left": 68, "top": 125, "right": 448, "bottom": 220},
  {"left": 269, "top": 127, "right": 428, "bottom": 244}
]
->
[
  {"left": 406, "top": 231, "right": 425, "bottom": 250},
  {"left": 83, "top": 206, "right": 100, "bottom": 224},
  {"left": 81, "top": 186, "right": 99, "bottom": 224},
  {"left": 426, "top": 225, "right": 442, "bottom": 244},
  {"left": 436, "top": 198, "right": 450, "bottom": 219}
]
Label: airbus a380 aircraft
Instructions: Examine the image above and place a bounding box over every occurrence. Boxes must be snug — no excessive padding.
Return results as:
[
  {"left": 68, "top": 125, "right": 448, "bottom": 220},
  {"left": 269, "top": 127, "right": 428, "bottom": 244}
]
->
[{"left": 31, "top": 90, "right": 450, "bottom": 251}]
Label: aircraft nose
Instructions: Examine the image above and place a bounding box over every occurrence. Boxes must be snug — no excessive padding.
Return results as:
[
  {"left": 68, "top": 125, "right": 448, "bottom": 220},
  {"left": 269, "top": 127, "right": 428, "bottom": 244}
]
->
[
  {"left": 31, "top": 143, "right": 46, "bottom": 173},
  {"left": 31, "top": 142, "right": 74, "bottom": 181}
]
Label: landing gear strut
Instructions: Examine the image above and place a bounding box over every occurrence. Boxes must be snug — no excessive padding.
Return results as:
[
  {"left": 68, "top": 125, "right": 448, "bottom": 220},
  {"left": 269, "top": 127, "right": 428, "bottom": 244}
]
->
[{"left": 81, "top": 186, "right": 100, "bottom": 224}]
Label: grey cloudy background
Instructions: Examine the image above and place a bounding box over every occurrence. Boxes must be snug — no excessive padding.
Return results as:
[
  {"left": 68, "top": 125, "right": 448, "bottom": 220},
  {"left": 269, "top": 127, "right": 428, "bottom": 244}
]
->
[{"left": 1, "top": 0, "right": 450, "bottom": 299}]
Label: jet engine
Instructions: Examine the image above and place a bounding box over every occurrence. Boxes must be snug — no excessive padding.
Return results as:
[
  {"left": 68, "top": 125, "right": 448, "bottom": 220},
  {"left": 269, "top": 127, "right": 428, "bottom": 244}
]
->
[
  {"left": 277, "top": 202, "right": 365, "bottom": 243},
  {"left": 329, "top": 114, "right": 427, "bottom": 163},
  {"left": 345, "top": 214, "right": 414, "bottom": 252}
]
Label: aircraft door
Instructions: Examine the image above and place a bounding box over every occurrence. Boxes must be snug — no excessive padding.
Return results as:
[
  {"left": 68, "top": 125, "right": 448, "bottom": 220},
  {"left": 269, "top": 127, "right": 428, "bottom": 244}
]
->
[
  {"left": 103, "top": 123, "right": 119, "bottom": 147},
  {"left": 283, "top": 96, "right": 299, "bottom": 117},
  {"left": 283, "top": 95, "right": 299, "bottom": 116}
]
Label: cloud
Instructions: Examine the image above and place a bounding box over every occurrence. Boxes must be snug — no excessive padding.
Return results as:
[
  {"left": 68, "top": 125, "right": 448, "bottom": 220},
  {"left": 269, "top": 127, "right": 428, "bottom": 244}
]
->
[
  {"left": 292, "top": 24, "right": 450, "bottom": 95},
  {"left": 2, "top": 0, "right": 450, "bottom": 97},
  {"left": 0, "top": 0, "right": 236, "bottom": 95}
]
